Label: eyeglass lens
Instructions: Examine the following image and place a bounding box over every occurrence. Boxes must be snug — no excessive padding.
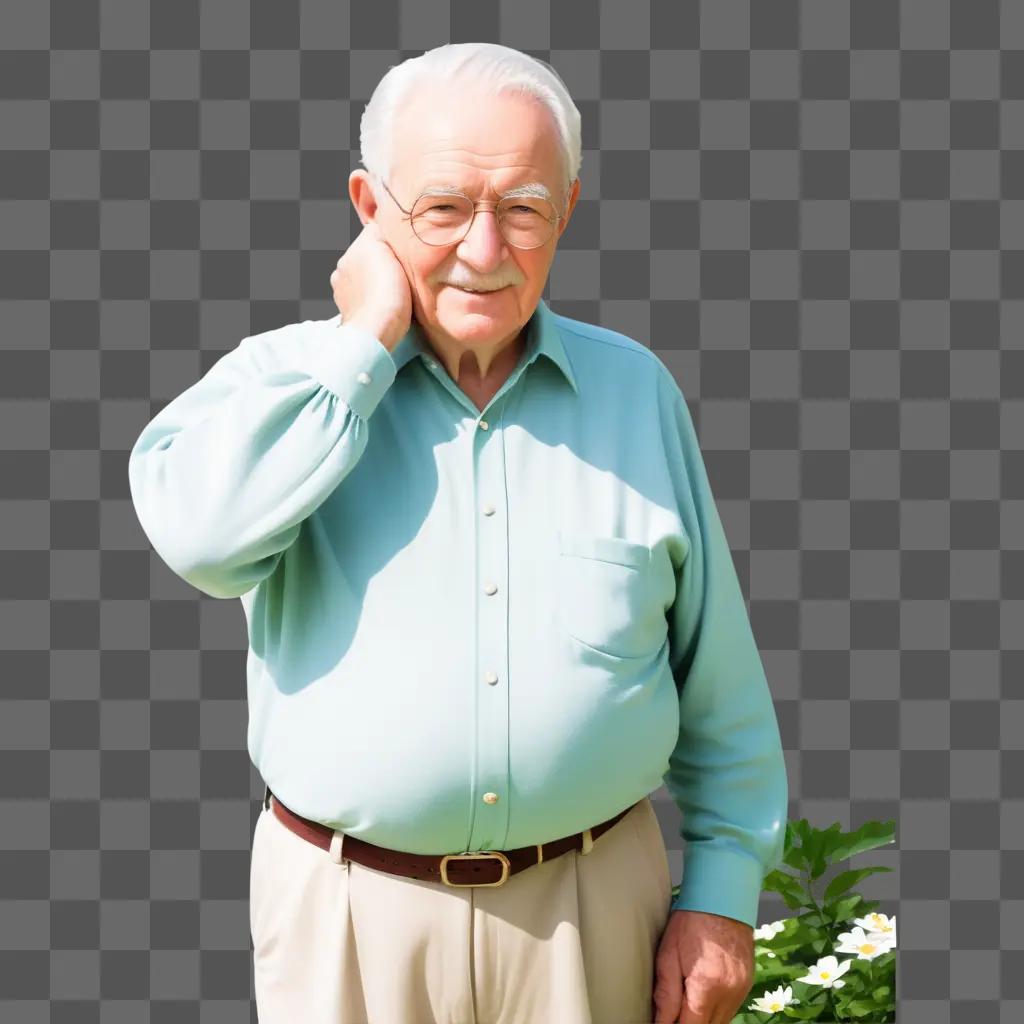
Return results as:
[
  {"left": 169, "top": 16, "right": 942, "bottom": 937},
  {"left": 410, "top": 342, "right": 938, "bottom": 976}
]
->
[{"left": 409, "top": 193, "right": 557, "bottom": 248}]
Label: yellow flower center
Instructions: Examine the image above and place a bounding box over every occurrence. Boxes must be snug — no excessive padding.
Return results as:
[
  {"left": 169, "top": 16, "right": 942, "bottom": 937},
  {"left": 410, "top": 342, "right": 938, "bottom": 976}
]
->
[
  {"left": 860, "top": 943, "right": 876, "bottom": 954},
  {"left": 821, "top": 971, "right": 830, "bottom": 978}
]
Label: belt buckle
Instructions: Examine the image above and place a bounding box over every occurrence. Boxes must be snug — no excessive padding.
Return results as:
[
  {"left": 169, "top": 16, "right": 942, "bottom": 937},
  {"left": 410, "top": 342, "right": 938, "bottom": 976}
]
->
[{"left": 439, "top": 850, "right": 511, "bottom": 887}]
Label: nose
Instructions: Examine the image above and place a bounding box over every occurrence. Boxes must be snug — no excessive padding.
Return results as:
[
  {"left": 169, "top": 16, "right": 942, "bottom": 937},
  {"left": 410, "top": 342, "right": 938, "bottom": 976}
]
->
[{"left": 455, "top": 205, "right": 509, "bottom": 269}]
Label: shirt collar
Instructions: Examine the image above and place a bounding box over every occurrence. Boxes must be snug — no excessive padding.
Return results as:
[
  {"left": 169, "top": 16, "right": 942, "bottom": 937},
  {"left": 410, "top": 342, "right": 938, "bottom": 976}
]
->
[{"left": 340, "top": 296, "right": 578, "bottom": 396}]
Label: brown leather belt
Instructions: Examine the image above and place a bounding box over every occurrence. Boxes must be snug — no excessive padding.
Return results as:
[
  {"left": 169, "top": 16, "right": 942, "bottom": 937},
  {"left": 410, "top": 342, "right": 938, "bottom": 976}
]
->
[{"left": 263, "top": 785, "right": 637, "bottom": 888}]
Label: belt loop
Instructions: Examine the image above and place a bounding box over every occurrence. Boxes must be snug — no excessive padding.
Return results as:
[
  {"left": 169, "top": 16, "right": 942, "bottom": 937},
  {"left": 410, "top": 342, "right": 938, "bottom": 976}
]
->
[
  {"left": 580, "top": 827, "right": 594, "bottom": 856},
  {"left": 263, "top": 784, "right": 271, "bottom": 811},
  {"left": 329, "top": 829, "right": 347, "bottom": 868}
]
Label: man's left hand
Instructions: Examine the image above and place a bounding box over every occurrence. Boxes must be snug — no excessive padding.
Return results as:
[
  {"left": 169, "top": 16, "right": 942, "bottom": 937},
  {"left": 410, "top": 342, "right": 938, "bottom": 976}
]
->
[{"left": 651, "top": 909, "right": 755, "bottom": 1024}]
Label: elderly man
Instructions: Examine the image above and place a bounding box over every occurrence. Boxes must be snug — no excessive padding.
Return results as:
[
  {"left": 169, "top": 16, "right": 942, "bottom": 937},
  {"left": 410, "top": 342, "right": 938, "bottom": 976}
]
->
[{"left": 129, "top": 41, "right": 788, "bottom": 1024}]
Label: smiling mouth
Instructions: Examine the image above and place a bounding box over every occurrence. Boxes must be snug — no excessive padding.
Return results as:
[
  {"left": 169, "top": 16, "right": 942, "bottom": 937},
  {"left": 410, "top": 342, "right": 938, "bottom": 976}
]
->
[{"left": 450, "top": 284, "right": 509, "bottom": 294}]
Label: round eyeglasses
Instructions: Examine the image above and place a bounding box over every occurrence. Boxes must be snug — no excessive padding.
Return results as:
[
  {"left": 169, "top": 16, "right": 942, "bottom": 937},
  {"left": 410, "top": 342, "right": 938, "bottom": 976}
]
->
[{"left": 378, "top": 178, "right": 567, "bottom": 250}]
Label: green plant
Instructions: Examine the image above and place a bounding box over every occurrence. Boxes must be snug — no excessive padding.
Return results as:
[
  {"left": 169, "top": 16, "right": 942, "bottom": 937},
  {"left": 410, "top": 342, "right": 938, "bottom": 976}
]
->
[{"left": 671, "top": 818, "right": 897, "bottom": 1022}]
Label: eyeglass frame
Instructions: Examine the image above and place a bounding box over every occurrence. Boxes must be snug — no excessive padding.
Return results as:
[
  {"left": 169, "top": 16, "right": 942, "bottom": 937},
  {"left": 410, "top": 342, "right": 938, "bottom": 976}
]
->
[{"left": 376, "top": 176, "right": 573, "bottom": 250}]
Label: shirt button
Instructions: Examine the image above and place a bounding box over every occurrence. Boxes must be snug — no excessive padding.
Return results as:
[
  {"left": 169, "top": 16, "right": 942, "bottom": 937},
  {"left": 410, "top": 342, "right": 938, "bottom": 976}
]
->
[
  {"left": 479, "top": 420, "right": 489, "bottom": 430},
  {"left": 484, "top": 671, "right": 499, "bottom": 685},
  {"left": 484, "top": 582, "right": 498, "bottom": 595},
  {"left": 482, "top": 504, "right": 495, "bottom": 516},
  {"left": 482, "top": 792, "right": 499, "bottom": 805},
  {"left": 356, "top": 371, "right": 371, "bottom": 385}
]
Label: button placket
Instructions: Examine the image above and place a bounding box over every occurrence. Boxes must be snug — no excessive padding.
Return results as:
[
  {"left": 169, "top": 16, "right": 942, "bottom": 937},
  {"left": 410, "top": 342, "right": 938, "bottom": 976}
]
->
[{"left": 471, "top": 400, "right": 509, "bottom": 850}]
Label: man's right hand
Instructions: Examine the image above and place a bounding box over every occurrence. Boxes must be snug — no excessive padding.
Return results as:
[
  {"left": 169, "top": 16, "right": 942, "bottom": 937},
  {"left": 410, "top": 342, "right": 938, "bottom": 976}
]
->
[{"left": 329, "top": 220, "right": 414, "bottom": 353}]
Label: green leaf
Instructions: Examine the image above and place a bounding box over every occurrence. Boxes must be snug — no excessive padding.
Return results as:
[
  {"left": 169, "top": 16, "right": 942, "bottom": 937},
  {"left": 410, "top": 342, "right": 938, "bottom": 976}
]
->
[
  {"left": 782, "top": 822, "right": 811, "bottom": 872},
  {"left": 752, "top": 961, "right": 801, "bottom": 986},
  {"left": 800, "top": 825, "right": 830, "bottom": 879},
  {"left": 808, "top": 821, "right": 845, "bottom": 878},
  {"left": 823, "top": 866, "right": 893, "bottom": 903},
  {"left": 845, "top": 997, "right": 885, "bottom": 1017},
  {"left": 823, "top": 893, "right": 866, "bottom": 922},
  {"left": 790, "top": 819, "right": 815, "bottom": 845},
  {"left": 831, "top": 894, "right": 884, "bottom": 926},
  {"left": 762, "top": 868, "right": 811, "bottom": 909},
  {"left": 794, "top": 906, "right": 833, "bottom": 933},
  {"left": 829, "top": 820, "right": 896, "bottom": 863},
  {"left": 782, "top": 845, "right": 811, "bottom": 872},
  {"left": 780, "top": 1001, "right": 829, "bottom": 1020}
]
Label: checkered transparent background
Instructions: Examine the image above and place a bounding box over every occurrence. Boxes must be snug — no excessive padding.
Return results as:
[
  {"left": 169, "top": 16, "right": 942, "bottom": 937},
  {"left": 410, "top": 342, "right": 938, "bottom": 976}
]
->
[{"left": 2, "top": 0, "right": 1023, "bottom": 1021}]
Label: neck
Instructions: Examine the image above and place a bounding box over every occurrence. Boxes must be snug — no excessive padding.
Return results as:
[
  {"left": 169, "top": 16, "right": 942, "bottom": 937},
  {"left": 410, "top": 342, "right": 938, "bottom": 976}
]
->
[{"left": 420, "top": 323, "right": 528, "bottom": 385}]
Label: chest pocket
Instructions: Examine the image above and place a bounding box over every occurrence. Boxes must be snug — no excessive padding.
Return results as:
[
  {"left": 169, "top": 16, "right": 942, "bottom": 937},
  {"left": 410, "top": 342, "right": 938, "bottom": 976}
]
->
[{"left": 556, "top": 530, "right": 666, "bottom": 661}]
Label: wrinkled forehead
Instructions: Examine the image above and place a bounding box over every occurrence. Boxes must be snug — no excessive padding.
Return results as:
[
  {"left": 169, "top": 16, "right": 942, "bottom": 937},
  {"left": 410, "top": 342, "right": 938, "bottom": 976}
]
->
[{"left": 390, "top": 83, "right": 567, "bottom": 197}]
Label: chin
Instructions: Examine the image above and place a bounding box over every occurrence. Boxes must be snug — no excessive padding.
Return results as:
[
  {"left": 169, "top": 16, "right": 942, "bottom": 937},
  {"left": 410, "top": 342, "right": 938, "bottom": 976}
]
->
[
  {"left": 434, "top": 288, "right": 519, "bottom": 331},
  {"left": 436, "top": 315, "right": 510, "bottom": 342}
]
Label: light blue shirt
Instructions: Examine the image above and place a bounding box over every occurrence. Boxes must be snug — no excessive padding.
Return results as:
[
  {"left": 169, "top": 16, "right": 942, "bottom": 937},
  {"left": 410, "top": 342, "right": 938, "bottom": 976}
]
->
[{"left": 128, "top": 297, "right": 788, "bottom": 930}]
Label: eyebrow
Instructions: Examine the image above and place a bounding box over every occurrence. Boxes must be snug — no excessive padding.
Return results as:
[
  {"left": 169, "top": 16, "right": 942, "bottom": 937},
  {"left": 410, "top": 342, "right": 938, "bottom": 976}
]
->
[{"left": 418, "top": 181, "right": 553, "bottom": 201}]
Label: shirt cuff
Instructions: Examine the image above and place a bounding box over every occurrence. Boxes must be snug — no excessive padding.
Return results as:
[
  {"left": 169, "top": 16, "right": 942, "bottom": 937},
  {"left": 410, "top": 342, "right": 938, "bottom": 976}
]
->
[
  {"left": 296, "top": 317, "right": 398, "bottom": 421},
  {"left": 669, "top": 843, "right": 765, "bottom": 930}
]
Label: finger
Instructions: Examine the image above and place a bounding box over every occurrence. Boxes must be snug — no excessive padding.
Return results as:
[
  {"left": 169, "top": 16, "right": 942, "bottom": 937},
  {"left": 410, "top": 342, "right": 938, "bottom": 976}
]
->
[
  {"left": 718, "top": 1000, "right": 745, "bottom": 1024},
  {"left": 677, "top": 984, "right": 712, "bottom": 1023},
  {"left": 651, "top": 963, "right": 683, "bottom": 1023}
]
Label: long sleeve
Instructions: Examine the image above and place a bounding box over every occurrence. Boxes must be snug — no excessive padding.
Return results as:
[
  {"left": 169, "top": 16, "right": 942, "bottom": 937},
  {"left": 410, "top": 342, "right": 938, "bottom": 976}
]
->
[
  {"left": 658, "top": 373, "right": 789, "bottom": 931},
  {"left": 128, "top": 319, "right": 398, "bottom": 600}
]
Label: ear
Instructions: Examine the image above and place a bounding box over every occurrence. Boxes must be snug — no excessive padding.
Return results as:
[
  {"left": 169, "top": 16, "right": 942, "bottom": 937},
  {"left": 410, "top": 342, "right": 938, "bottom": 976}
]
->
[
  {"left": 557, "top": 178, "right": 582, "bottom": 238},
  {"left": 349, "top": 170, "right": 381, "bottom": 227}
]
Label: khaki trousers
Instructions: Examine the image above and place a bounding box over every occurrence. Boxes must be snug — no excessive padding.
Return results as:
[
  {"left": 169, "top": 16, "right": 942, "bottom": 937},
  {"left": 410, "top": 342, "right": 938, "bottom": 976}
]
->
[{"left": 249, "top": 793, "right": 676, "bottom": 1023}]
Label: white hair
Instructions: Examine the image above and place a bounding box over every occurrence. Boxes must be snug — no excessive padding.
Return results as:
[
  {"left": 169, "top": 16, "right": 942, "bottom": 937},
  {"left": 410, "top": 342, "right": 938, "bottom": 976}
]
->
[{"left": 358, "top": 42, "right": 582, "bottom": 209}]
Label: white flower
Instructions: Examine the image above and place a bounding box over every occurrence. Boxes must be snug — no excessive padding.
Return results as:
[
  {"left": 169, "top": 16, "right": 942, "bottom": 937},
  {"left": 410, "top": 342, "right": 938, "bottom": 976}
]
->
[
  {"left": 835, "top": 925, "right": 896, "bottom": 961},
  {"left": 855, "top": 911, "right": 896, "bottom": 943},
  {"left": 752, "top": 919, "right": 786, "bottom": 959},
  {"left": 753, "top": 919, "right": 787, "bottom": 942},
  {"left": 795, "top": 954, "right": 853, "bottom": 989},
  {"left": 748, "top": 984, "right": 800, "bottom": 1014}
]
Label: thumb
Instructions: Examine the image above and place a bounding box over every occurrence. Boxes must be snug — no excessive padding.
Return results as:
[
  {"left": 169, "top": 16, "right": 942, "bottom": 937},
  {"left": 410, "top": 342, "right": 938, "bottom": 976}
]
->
[{"left": 652, "top": 958, "right": 683, "bottom": 1022}]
